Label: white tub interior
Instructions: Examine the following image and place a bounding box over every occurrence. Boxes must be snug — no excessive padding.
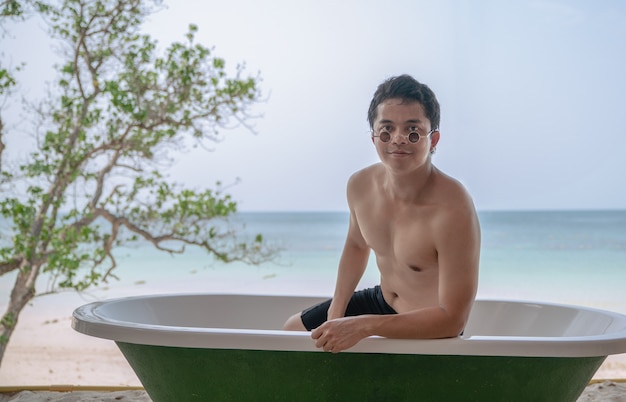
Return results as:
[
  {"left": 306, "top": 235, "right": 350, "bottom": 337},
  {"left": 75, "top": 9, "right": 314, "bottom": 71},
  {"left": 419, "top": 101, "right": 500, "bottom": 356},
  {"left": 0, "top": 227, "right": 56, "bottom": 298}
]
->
[{"left": 91, "top": 294, "right": 325, "bottom": 330}]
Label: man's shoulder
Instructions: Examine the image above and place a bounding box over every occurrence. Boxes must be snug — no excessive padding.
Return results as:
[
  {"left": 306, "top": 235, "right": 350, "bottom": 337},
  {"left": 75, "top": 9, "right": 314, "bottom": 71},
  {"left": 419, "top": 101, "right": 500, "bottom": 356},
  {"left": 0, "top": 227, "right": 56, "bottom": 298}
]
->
[
  {"left": 433, "top": 168, "right": 471, "bottom": 197},
  {"left": 431, "top": 168, "right": 477, "bottom": 215},
  {"left": 348, "top": 163, "right": 382, "bottom": 186},
  {"left": 346, "top": 164, "right": 382, "bottom": 207}
]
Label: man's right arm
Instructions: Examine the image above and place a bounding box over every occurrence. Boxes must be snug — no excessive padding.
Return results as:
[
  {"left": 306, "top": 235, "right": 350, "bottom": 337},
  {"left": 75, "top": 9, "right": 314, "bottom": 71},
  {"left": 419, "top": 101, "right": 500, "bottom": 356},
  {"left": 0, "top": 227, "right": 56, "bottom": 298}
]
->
[{"left": 327, "top": 175, "right": 370, "bottom": 320}]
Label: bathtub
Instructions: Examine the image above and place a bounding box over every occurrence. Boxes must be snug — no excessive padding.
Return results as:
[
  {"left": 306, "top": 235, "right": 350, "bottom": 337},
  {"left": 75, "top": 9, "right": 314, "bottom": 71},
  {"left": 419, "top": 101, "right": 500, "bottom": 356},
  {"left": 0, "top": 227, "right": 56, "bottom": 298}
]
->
[{"left": 72, "top": 294, "right": 626, "bottom": 402}]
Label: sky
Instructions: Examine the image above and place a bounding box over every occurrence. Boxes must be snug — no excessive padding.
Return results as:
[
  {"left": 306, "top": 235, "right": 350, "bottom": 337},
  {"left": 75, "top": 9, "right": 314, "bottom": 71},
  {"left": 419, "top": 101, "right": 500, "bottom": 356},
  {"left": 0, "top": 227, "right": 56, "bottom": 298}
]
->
[{"left": 2, "top": 0, "right": 626, "bottom": 212}]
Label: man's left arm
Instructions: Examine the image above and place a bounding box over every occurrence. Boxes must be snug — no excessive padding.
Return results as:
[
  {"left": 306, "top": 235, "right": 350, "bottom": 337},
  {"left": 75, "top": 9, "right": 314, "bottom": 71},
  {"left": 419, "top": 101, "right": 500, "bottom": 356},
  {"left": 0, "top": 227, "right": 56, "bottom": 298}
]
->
[{"left": 430, "top": 205, "right": 481, "bottom": 336}]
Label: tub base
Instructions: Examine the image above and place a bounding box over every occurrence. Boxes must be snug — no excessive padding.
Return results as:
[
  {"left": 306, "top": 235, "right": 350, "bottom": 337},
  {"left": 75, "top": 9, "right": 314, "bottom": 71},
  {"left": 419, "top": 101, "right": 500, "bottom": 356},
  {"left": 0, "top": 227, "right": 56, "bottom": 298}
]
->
[{"left": 117, "top": 342, "right": 605, "bottom": 402}]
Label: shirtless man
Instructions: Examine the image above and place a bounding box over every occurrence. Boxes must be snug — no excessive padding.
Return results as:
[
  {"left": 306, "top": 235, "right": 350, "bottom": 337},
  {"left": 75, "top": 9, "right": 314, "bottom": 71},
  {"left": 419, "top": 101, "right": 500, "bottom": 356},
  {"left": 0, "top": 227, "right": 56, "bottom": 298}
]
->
[{"left": 283, "top": 74, "right": 480, "bottom": 353}]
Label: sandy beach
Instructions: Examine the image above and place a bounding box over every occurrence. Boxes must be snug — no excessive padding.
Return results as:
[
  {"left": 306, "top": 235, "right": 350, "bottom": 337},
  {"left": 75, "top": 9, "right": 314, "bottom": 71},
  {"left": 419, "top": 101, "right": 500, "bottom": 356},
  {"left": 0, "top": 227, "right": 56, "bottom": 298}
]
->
[{"left": 1, "top": 274, "right": 625, "bottom": 401}]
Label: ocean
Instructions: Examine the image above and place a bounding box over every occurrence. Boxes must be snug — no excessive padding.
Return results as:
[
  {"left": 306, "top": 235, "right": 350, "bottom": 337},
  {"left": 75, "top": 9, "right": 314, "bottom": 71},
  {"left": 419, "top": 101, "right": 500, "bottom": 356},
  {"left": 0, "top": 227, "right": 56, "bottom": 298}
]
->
[{"left": 2, "top": 210, "right": 625, "bottom": 315}]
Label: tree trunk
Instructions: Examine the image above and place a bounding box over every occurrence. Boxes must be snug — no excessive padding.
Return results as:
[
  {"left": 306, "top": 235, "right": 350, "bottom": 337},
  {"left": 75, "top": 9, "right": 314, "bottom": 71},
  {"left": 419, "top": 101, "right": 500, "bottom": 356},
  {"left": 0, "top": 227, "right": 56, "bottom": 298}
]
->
[{"left": 0, "top": 268, "right": 37, "bottom": 368}]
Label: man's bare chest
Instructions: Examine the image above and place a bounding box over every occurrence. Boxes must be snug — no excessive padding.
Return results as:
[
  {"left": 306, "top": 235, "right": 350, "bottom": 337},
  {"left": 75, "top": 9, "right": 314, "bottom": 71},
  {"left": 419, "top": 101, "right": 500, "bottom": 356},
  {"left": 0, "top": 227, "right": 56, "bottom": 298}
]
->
[{"left": 356, "top": 207, "right": 437, "bottom": 265}]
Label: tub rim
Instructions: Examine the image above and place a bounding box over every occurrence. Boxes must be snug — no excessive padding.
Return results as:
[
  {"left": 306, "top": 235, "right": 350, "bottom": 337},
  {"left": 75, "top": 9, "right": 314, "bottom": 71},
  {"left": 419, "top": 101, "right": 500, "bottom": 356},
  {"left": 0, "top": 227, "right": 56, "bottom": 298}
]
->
[{"left": 71, "top": 293, "right": 626, "bottom": 358}]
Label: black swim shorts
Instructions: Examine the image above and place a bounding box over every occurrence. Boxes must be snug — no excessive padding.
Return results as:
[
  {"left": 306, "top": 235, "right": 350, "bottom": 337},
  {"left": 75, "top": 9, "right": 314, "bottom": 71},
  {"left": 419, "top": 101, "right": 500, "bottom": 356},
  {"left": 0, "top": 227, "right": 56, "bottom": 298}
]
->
[{"left": 300, "top": 285, "right": 397, "bottom": 331}]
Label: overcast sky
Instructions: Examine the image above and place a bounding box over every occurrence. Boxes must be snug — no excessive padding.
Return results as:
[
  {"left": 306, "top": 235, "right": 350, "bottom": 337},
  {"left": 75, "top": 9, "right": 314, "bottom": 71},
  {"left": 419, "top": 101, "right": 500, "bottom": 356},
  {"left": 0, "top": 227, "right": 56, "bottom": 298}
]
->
[{"left": 3, "top": 0, "right": 626, "bottom": 211}]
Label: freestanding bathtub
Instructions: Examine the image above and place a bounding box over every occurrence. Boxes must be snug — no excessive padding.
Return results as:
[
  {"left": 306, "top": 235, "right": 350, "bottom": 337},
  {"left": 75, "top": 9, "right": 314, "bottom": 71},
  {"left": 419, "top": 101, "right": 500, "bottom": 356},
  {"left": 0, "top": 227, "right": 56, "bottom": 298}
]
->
[{"left": 72, "top": 294, "right": 626, "bottom": 402}]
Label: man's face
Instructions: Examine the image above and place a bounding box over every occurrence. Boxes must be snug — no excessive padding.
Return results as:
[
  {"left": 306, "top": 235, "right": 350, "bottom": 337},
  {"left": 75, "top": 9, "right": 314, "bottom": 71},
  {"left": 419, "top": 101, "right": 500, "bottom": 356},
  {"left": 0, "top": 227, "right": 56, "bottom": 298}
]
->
[{"left": 371, "top": 98, "right": 439, "bottom": 171}]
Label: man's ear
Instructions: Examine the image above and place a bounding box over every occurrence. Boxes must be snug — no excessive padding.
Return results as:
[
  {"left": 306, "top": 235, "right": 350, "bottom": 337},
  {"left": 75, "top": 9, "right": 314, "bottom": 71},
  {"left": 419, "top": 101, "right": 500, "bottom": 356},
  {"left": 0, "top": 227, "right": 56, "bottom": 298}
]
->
[{"left": 431, "top": 130, "right": 440, "bottom": 148}]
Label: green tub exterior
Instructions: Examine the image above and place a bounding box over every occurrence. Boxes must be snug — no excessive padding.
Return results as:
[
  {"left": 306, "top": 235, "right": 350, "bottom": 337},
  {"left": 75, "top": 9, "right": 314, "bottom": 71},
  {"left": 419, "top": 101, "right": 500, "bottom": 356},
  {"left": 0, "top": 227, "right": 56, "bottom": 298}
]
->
[{"left": 117, "top": 342, "right": 605, "bottom": 402}]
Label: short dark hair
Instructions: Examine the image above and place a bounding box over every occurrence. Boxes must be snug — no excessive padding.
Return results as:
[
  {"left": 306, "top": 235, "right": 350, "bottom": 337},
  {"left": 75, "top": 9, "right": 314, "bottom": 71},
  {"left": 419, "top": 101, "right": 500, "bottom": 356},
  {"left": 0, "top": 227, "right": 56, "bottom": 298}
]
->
[{"left": 367, "top": 75, "right": 440, "bottom": 131}]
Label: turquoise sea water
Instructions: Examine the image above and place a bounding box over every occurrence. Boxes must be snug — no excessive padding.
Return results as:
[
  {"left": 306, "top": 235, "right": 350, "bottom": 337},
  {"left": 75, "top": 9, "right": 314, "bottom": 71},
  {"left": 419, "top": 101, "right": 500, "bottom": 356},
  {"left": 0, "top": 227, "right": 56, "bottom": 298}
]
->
[
  {"left": 477, "top": 210, "right": 626, "bottom": 312},
  {"left": 2, "top": 210, "right": 625, "bottom": 314},
  {"left": 109, "top": 210, "right": 626, "bottom": 312}
]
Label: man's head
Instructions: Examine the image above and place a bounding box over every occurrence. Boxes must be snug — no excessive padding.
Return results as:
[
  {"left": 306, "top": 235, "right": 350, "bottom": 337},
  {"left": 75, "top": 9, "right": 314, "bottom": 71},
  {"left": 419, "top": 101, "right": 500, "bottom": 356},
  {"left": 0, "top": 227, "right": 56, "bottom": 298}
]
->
[{"left": 367, "top": 75, "right": 440, "bottom": 131}]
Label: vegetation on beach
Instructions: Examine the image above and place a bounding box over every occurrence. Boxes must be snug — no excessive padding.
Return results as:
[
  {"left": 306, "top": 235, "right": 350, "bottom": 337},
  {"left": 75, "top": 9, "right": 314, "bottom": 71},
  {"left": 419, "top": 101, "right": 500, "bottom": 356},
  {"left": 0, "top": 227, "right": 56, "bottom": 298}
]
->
[{"left": 0, "top": 0, "right": 276, "bottom": 366}]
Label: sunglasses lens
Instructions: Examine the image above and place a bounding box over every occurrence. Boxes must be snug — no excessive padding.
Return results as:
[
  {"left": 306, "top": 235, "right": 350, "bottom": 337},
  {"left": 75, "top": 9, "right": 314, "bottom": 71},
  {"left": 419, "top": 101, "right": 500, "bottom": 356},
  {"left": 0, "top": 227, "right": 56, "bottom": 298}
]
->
[
  {"left": 380, "top": 132, "right": 391, "bottom": 142},
  {"left": 408, "top": 132, "right": 419, "bottom": 143}
]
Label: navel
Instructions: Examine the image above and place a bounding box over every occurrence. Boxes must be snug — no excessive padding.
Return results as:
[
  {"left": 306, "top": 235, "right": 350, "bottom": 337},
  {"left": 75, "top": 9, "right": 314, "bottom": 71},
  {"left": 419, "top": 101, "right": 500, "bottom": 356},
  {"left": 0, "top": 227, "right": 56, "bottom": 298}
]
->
[{"left": 409, "top": 265, "right": 423, "bottom": 272}]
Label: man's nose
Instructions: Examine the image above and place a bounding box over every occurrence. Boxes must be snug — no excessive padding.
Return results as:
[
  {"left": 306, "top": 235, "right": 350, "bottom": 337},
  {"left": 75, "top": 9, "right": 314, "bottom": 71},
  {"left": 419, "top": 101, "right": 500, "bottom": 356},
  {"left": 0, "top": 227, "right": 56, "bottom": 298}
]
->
[{"left": 390, "top": 130, "right": 408, "bottom": 144}]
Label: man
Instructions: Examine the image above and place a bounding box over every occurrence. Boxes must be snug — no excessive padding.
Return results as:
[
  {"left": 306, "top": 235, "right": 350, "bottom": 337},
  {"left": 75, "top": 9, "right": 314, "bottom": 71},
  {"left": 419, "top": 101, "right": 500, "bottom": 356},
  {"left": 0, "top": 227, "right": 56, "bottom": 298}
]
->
[{"left": 283, "top": 74, "right": 480, "bottom": 353}]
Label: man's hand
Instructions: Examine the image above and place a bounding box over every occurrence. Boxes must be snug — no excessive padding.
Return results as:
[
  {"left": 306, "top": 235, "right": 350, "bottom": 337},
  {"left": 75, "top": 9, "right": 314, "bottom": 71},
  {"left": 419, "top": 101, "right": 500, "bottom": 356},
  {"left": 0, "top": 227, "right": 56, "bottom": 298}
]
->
[{"left": 311, "top": 316, "right": 370, "bottom": 353}]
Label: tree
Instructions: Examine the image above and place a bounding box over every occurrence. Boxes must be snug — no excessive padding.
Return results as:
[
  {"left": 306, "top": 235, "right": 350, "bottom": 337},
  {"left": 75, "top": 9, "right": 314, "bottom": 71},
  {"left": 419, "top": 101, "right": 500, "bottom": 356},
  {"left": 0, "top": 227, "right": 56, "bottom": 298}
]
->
[{"left": 0, "top": 0, "right": 276, "bottom": 366}]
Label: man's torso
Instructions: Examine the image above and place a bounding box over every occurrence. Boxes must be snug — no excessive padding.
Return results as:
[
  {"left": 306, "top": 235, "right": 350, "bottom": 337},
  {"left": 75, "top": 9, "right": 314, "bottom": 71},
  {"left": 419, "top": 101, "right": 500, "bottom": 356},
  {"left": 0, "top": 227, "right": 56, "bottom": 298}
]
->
[{"left": 350, "top": 164, "right": 464, "bottom": 313}]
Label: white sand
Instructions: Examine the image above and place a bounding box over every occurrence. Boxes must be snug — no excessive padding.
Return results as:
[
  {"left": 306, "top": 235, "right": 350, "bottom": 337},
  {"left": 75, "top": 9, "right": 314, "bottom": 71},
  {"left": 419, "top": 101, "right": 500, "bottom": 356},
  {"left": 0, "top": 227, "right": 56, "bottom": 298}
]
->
[
  {"left": 4, "top": 385, "right": 624, "bottom": 402},
  {"left": 0, "top": 274, "right": 625, "bottom": 400},
  {"left": 0, "top": 389, "right": 151, "bottom": 401}
]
